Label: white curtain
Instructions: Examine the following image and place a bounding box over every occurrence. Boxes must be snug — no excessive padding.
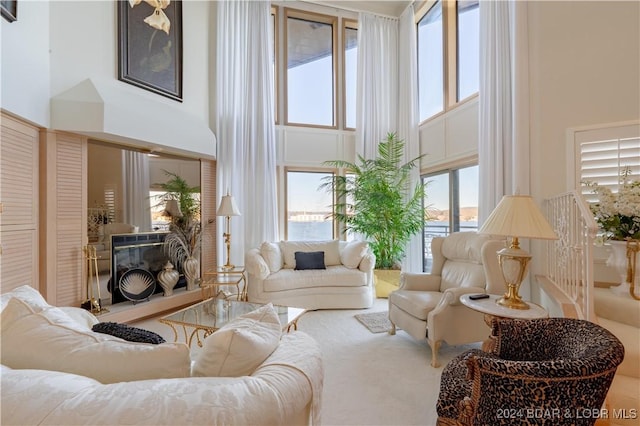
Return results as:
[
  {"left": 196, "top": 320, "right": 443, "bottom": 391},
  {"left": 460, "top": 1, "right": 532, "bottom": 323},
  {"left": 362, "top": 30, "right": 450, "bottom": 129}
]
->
[
  {"left": 216, "top": 0, "right": 278, "bottom": 266},
  {"left": 478, "top": 0, "right": 530, "bottom": 223},
  {"left": 397, "top": 4, "right": 422, "bottom": 272},
  {"left": 356, "top": 12, "right": 398, "bottom": 159},
  {"left": 122, "top": 151, "right": 151, "bottom": 231}
]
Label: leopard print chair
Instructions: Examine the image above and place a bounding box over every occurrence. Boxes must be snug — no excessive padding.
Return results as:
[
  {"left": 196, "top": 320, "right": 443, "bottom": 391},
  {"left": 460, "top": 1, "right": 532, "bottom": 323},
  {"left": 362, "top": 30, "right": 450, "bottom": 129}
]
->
[{"left": 436, "top": 317, "right": 624, "bottom": 426}]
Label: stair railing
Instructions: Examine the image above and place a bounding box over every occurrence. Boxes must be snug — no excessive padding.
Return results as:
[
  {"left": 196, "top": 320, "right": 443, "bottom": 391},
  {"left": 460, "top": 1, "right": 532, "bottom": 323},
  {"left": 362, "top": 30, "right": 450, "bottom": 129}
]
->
[{"left": 543, "top": 191, "right": 599, "bottom": 321}]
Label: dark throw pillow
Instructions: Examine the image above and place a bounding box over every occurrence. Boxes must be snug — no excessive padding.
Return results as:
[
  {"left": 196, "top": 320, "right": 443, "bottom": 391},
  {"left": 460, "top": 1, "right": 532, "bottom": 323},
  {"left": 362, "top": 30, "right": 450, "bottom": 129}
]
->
[
  {"left": 294, "top": 251, "right": 326, "bottom": 270},
  {"left": 92, "top": 322, "right": 166, "bottom": 344}
]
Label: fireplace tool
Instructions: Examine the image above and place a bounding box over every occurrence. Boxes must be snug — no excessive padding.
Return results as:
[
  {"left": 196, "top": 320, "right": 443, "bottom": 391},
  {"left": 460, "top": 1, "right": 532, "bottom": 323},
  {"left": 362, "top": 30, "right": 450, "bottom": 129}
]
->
[{"left": 82, "top": 245, "right": 109, "bottom": 315}]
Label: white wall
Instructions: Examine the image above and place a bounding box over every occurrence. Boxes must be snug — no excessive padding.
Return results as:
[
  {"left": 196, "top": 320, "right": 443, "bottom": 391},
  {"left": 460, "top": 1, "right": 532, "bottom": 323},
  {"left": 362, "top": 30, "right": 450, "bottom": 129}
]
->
[
  {"left": 1, "top": 1, "right": 213, "bottom": 156},
  {"left": 1, "top": 1, "right": 50, "bottom": 126},
  {"left": 527, "top": 0, "right": 640, "bottom": 295},
  {"left": 528, "top": 0, "right": 640, "bottom": 200}
]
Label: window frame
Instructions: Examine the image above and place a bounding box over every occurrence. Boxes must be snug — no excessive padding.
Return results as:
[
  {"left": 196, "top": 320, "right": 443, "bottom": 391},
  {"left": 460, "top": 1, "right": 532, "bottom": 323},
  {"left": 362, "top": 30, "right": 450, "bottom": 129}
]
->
[
  {"left": 284, "top": 167, "right": 338, "bottom": 241},
  {"left": 283, "top": 8, "right": 338, "bottom": 129},
  {"left": 416, "top": 0, "right": 479, "bottom": 125},
  {"left": 422, "top": 162, "right": 479, "bottom": 271},
  {"left": 342, "top": 19, "right": 358, "bottom": 131}
]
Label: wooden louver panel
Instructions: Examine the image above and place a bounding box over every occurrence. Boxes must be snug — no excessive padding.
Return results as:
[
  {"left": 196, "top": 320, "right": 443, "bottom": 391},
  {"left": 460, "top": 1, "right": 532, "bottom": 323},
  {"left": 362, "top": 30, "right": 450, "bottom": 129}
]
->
[
  {"left": 54, "top": 134, "right": 86, "bottom": 305},
  {"left": 0, "top": 113, "right": 39, "bottom": 293},
  {"left": 200, "top": 160, "right": 217, "bottom": 273}
]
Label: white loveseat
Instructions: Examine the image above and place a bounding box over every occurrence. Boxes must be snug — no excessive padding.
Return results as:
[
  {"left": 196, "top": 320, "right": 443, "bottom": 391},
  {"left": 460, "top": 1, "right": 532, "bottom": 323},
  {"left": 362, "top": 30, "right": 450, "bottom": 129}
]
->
[
  {"left": 246, "top": 240, "right": 375, "bottom": 309},
  {"left": 1, "top": 285, "right": 323, "bottom": 426}
]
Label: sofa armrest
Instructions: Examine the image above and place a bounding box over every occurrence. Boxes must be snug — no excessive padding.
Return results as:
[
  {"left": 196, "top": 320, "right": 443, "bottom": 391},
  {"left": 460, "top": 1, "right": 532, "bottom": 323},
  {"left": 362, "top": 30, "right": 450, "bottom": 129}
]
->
[
  {"left": 438, "top": 287, "right": 486, "bottom": 307},
  {"left": 358, "top": 251, "right": 376, "bottom": 272},
  {"left": 399, "top": 272, "right": 441, "bottom": 291},
  {"left": 245, "top": 248, "right": 270, "bottom": 280}
]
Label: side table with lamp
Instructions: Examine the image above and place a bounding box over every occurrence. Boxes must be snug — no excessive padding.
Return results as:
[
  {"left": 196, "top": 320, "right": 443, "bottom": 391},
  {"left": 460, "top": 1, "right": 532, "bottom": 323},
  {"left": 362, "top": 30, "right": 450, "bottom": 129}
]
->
[{"left": 464, "top": 194, "right": 557, "bottom": 350}]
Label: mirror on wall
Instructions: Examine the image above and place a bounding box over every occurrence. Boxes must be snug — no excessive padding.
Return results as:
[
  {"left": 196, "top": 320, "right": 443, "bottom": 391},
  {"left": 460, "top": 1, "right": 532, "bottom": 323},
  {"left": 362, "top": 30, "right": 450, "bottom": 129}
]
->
[{"left": 87, "top": 140, "right": 201, "bottom": 305}]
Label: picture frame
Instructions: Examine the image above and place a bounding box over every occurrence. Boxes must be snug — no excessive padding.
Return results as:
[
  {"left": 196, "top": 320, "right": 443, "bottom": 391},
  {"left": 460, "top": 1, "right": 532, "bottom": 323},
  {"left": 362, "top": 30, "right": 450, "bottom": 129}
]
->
[
  {"left": 118, "top": 0, "right": 183, "bottom": 102},
  {"left": 1, "top": 0, "right": 17, "bottom": 22}
]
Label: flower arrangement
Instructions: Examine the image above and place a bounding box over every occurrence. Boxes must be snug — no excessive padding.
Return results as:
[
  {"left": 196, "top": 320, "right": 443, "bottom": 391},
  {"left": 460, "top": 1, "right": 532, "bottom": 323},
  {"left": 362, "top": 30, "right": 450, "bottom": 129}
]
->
[{"left": 585, "top": 167, "right": 640, "bottom": 241}]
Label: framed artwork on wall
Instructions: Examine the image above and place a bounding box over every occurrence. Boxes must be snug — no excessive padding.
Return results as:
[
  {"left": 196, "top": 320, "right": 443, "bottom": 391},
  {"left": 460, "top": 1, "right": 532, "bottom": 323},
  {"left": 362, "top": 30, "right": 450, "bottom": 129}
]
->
[
  {"left": 1, "top": 0, "right": 17, "bottom": 22},
  {"left": 118, "top": 0, "right": 183, "bottom": 102}
]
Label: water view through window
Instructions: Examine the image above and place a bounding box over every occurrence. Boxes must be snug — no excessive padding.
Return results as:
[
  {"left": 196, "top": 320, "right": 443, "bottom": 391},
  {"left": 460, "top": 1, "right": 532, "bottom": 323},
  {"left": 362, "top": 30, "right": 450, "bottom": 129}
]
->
[{"left": 286, "top": 171, "right": 334, "bottom": 240}]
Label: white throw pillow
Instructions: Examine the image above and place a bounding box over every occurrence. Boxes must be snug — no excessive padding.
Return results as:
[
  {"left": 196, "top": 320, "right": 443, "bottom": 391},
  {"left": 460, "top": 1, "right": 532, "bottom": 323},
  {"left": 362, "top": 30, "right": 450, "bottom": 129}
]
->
[
  {"left": 192, "top": 303, "right": 282, "bottom": 377},
  {"left": 1, "top": 298, "right": 191, "bottom": 384},
  {"left": 340, "top": 240, "right": 369, "bottom": 269},
  {"left": 260, "top": 242, "right": 283, "bottom": 273},
  {"left": 280, "top": 240, "right": 340, "bottom": 268},
  {"left": 0, "top": 284, "right": 51, "bottom": 313}
]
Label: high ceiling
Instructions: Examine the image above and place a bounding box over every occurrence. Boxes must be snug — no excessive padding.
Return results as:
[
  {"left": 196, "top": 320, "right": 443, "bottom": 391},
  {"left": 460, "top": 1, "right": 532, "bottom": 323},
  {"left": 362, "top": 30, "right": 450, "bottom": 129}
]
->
[{"left": 309, "top": 1, "right": 412, "bottom": 17}]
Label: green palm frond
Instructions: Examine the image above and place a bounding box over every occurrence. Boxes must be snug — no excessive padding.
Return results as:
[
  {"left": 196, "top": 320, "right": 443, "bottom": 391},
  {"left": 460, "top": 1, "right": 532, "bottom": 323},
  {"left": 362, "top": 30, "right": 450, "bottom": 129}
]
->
[{"left": 321, "top": 132, "right": 427, "bottom": 269}]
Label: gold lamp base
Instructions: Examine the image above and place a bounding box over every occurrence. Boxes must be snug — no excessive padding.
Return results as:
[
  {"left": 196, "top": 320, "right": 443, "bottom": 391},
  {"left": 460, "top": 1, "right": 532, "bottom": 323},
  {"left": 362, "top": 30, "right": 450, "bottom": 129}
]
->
[
  {"left": 496, "top": 238, "right": 532, "bottom": 310},
  {"left": 496, "top": 284, "right": 530, "bottom": 310}
]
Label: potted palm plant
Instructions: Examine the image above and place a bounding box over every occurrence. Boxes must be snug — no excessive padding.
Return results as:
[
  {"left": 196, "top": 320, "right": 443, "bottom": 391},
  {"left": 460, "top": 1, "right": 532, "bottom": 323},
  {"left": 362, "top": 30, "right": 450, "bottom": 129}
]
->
[
  {"left": 158, "top": 171, "right": 202, "bottom": 290},
  {"left": 321, "top": 132, "right": 427, "bottom": 297}
]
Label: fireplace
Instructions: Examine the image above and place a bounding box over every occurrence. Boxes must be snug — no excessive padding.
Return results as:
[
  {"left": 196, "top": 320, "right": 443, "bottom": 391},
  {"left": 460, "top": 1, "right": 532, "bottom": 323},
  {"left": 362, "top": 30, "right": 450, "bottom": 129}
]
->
[{"left": 109, "top": 232, "right": 186, "bottom": 304}]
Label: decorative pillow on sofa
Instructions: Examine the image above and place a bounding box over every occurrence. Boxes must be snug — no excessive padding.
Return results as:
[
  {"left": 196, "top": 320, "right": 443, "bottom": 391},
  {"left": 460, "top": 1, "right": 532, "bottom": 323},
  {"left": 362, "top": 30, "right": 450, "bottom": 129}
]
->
[
  {"left": 260, "top": 241, "right": 283, "bottom": 273},
  {"left": 281, "top": 240, "right": 340, "bottom": 268},
  {"left": 294, "top": 251, "right": 326, "bottom": 270},
  {"left": 1, "top": 298, "right": 191, "bottom": 384},
  {"left": 340, "top": 240, "right": 369, "bottom": 269},
  {"left": 92, "top": 322, "right": 166, "bottom": 344},
  {"left": 192, "top": 303, "right": 282, "bottom": 377}
]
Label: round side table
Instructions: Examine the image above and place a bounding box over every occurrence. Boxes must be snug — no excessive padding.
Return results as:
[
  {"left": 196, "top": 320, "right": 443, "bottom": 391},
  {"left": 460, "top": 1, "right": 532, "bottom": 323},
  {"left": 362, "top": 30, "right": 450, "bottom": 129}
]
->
[{"left": 460, "top": 294, "right": 548, "bottom": 351}]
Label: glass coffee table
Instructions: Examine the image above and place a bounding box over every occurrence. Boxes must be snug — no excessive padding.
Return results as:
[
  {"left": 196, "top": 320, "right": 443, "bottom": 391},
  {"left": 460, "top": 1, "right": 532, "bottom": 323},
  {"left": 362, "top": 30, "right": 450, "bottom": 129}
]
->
[{"left": 159, "top": 298, "right": 306, "bottom": 347}]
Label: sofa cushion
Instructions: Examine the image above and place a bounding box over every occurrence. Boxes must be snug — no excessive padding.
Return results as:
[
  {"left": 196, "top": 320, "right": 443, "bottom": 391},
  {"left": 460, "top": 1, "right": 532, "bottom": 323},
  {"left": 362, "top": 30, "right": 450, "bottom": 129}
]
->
[
  {"left": 340, "top": 240, "right": 369, "bottom": 269},
  {"left": 281, "top": 240, "right": 340, "bottom": 268},
  {"left": 294, "top": 251, "right": 326, "bottom": 270},
  {"left": 0, "top": 284, "right": 50, "bottom": 313},
  {"left": 263, "top": 266, "right": 368, "bottom": 292},
  {"left": 1, "top": 298, "right": 191, "bottom": 384},
  {"left": 92, "top": 322, "right": 166, "bottom": 344},
  {"left": 260, "top": 241, "right": 283, "bottom": 273},
  {"left": 192, "top": 303, "right": 282, "bottom": 377}
]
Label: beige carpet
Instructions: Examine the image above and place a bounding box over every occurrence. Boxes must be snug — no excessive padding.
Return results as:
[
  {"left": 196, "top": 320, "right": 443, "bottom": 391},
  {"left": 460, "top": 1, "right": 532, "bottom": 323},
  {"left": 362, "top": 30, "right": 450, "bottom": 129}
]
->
[
  {"left": 354, "top": 311, "right": 393, "bottom": 333},
  {"left": 132, "top": 298, "right": 481, "bottom": 426}
]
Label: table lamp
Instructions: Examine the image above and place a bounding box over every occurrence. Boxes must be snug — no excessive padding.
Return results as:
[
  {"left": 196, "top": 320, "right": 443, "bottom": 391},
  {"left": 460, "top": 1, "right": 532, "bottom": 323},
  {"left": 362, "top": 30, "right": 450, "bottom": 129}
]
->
[
  {"left": 217, "top": 191, "right": 241, "bottom": 270},
  {"left": 479, "top": 195, "right": 558, "bottom": 309}
]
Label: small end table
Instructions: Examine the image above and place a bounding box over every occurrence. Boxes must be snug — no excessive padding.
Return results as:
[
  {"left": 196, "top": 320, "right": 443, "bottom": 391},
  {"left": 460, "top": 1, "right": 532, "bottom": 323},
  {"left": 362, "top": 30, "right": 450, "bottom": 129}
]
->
[
  {"left": 460, "top": 294, "right": 548, "bottom": 351},
  {"left": 201, "top": 266, "right": 247, "bottom": 301}
]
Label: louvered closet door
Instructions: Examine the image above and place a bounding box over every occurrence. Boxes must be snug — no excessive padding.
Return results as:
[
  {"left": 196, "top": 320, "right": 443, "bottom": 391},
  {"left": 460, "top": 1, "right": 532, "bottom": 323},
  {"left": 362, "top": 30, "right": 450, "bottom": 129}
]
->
[
  {"left": 200, "top": 160, "right": 217, "bottom": 273},
  {"left": 0, "top": 112, "right": 39, "bottom": 293},
  {"left": 40, "top": 131, "right": 87, "bottom": 306}
]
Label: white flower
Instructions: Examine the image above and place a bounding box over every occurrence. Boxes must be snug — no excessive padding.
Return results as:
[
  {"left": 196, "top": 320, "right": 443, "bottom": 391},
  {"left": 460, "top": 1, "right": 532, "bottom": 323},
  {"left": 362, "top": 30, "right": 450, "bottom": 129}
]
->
[{"left": 129, "top": 0, "right": 171, "bottom": 35}]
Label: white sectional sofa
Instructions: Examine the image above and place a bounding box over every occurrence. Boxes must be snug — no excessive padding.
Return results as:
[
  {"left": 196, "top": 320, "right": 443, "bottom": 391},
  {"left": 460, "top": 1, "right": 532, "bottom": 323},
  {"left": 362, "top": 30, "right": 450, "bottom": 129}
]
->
[
  {"left": 1, "top": 285, "right": 323, "bottom": 426},
  {"left": 245, "top": 240, "right": 375, "bottom": 309}
]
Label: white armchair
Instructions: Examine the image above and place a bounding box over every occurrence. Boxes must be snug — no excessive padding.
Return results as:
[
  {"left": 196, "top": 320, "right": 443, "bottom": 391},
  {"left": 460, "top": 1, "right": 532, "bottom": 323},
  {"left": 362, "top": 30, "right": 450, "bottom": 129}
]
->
[{"left": 388, "top": 232, "right": 505, "bottom": 367}]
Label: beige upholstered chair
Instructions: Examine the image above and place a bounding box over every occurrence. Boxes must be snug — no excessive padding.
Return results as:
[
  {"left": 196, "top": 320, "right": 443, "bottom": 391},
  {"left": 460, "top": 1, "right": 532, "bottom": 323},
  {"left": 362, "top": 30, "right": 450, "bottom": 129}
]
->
[{"left": 388, "top": 232, "right": 505, "bottom": 367}]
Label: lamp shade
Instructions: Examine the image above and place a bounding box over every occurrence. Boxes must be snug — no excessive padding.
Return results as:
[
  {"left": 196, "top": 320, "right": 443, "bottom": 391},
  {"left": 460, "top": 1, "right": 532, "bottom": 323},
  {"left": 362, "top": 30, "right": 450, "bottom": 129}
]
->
[
  {"left": 217, "top": 194, "right": 241, "bottom": 217},
  {"left": 164, "top": 199, "right": 183, "bottom": 218},
  {"left": 479, "top": 195, "right": 557, "bottom": 240}
]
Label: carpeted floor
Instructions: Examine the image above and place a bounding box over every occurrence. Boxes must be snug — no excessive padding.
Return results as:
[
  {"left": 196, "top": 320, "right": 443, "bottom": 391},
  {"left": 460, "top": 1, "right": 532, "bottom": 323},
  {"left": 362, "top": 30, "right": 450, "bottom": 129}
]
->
[{"left": 133, "top": 298, "right": 481, "bottom": 426}]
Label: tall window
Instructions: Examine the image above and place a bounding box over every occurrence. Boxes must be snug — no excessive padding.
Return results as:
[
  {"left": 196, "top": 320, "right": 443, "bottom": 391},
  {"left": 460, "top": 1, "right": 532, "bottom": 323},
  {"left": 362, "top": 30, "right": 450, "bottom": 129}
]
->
[
  {"left": 344, "top": 23, "right": 358, "bottom": 129},
  {"left": 286, "top": 170, "right": 335, "bottom": 240},
  {"left": 423, "top": 164, "right": 479, "bottom": 271},
  {"left": 285, "top": 10, "right": 336, "bottom": 127},
  {"left": 417, "top": 0, "right": 480, "bottom": 123},
  {"left": 418, "top": 1, "right": 444, "bottom": 121},
  {"left": 457, "top": 0, "right": 479, "bottom": 101}
]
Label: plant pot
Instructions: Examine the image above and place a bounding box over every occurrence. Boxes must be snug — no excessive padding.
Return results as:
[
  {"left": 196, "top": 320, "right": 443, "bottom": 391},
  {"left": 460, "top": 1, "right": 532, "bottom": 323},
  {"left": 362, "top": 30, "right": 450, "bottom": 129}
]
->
[
  {"left": 183, "top": 256, "right": 200, "bottom": 291},
  {"left": 374, "top": 269, "right": 401, "bottom": 298},
  {"left": 158, "top": 261, "right": 179, "bottom": 296},
  {"left": 607, "top": 240, "right": 640, "bottom": 298}
]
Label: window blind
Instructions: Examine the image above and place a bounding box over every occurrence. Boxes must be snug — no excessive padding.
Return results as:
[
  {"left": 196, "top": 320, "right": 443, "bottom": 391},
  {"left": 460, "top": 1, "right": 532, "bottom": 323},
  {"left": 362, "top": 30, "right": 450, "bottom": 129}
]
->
[{"left": 577, "top": 123, "right": 640, "bottom": 202}]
